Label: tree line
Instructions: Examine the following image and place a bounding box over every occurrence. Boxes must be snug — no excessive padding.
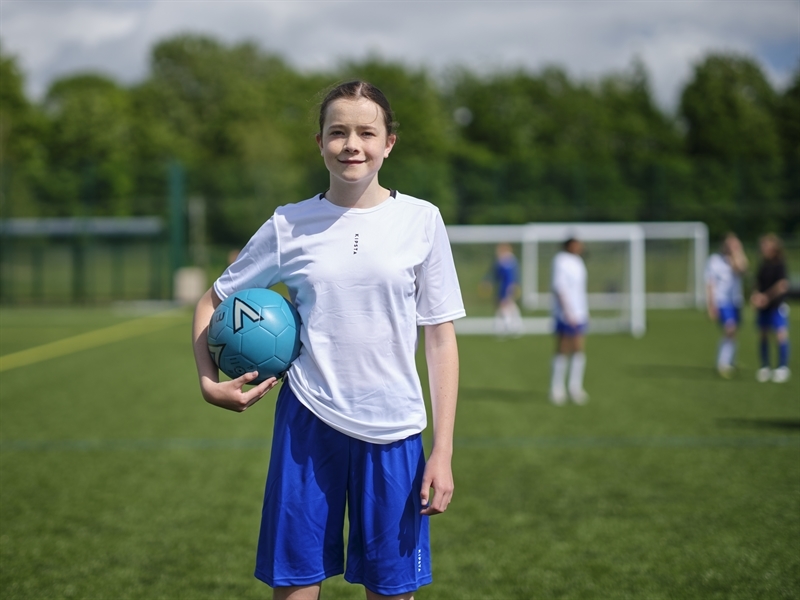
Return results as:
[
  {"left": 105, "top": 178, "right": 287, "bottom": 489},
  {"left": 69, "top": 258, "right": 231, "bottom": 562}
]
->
[{"left": 1, "top": 34, "right": 797, "bottom": 245}]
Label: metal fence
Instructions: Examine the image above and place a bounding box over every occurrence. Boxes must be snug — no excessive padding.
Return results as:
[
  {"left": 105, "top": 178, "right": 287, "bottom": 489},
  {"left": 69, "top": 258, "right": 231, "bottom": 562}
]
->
[{"left": 0, "top": 218, "right": 170, "bottom": 304}]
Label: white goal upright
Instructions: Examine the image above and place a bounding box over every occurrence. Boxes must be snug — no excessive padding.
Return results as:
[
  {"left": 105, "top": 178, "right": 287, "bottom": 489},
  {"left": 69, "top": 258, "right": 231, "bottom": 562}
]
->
[
  {"left": 447, "top": 223, "right": 647, "bottom": 337},
  {"left": 639, "top": 222, "right": 708, "bottom": 310}
]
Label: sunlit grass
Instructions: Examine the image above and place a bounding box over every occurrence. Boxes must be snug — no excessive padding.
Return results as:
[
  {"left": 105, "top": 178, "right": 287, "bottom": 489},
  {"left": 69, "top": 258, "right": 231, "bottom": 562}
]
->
[{"left": 0, "top": 307, "right": 798, "bottom": 599}]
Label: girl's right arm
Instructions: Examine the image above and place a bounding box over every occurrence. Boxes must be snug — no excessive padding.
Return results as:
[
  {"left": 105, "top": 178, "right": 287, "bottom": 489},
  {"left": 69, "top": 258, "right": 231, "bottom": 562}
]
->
[
  {"left": 706, "top": 283, "right": 717, "bottom": 320},
  {"left": 192, "top": 287, "right": 278, "bottom": 412}
]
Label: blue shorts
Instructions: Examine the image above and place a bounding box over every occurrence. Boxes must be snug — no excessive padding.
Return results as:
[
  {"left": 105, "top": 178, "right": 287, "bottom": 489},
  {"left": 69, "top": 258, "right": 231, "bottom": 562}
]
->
[
  {"left": 555, "top": 318, "right": 587, "bottom": 336},
  {"left": 757, "top": 304, "right": 789, "bottom": 331},
  {"left": 255, "top": 383, "right": 432, "bottom": 595},
  {"left": 717, "top": 305, "right": 741, "bottom": 328}
]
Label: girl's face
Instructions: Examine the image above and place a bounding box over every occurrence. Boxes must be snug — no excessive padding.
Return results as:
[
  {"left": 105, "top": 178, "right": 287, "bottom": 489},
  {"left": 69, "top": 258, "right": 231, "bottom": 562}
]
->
[
  {"left": 316, "top": 98, "right": 396, "bottom": 187},
  {"left": 760, "top": 239, "right": 777, "bottom": 259}
]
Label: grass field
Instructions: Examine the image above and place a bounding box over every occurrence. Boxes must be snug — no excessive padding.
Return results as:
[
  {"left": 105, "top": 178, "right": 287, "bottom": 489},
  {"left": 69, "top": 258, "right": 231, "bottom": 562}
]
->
[{"left": 1, "top": 306, "right": 798, "bottom": 599}]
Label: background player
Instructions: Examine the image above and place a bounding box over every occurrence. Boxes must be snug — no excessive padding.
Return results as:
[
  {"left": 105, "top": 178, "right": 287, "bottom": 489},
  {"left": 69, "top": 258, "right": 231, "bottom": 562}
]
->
[
  {"left": 192, "top": 81, "right": 464, "bottom": 600},
  {"left": 705, "top": 233, "right": 748, "bottom": 378},
  {"left": 550, "top": 237, "right": 589, "bottom": 405},
  {"left": 490, "top": 243, "right": 523, "bottom": 335},
  {"left": 751, "top": 233, "right": 791, "bottom": 383}
]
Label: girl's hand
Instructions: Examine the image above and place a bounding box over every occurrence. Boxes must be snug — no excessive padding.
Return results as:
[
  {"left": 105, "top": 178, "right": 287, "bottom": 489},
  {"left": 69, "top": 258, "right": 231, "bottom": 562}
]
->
[
  {"left": 420, "top": 448, "right": 454, "bottom": 516},
  {"left": 751, "top": 292, "right": 767, "bottom": 309},
  {"left": 200, "top": 372, "right": 279, "bottom": 412}
]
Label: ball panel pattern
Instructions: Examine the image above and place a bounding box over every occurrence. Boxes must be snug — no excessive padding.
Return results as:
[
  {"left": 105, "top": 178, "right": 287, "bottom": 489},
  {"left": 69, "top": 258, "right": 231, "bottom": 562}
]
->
[{"left": 207, "top": 288, "right": 302, "bottom": 384}]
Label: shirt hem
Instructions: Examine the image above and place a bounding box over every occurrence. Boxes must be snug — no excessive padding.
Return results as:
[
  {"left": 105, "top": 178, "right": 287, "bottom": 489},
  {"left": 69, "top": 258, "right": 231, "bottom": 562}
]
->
[{"left": 287, "top": 377, "right": 426, "bottom": 444}]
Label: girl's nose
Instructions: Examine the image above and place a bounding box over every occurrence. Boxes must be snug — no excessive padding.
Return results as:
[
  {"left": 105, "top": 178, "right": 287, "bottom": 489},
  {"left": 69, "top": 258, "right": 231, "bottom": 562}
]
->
[{"left": 343, "top": 133, "right": 359, "bottom": 152}]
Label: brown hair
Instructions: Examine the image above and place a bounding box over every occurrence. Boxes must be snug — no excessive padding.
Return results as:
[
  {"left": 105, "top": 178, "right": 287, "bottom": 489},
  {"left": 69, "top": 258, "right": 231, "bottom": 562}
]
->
[
  {"left": 318, "top": 80, "right": 397, "bottom": 135},
  {"left": 760, "top": 233, "right": 785, "bottom": 261}
]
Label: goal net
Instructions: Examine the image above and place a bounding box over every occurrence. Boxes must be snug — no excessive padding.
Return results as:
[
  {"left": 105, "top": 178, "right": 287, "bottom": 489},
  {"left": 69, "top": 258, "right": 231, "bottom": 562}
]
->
[
  {"left": 640, "top": 222, "right": 708, "bottom": 310},
  {"left": 447, "top": 223, "right": 646, "bottom": 337}
]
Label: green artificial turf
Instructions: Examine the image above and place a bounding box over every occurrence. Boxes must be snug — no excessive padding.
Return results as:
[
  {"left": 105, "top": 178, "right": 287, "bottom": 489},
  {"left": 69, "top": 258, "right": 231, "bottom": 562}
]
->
[{"left": 1, "top": 307, "right": 798, "bottom": 599}]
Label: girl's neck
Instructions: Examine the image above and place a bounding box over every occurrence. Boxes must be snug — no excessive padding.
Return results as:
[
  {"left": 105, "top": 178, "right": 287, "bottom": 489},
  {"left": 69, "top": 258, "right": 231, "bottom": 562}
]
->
[{"left": 325, "top": 178, "right": 391, "bottom": 209}]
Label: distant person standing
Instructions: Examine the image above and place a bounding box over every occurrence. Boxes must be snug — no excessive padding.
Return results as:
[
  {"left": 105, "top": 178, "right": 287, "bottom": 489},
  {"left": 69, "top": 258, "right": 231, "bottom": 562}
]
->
[
  {"left": 492, "top": 243, "right": 523, "bottom": 335},
  {"left": 705, "top": 233, "right": 748, "bottom": 378},
  {"left": 550, "top": 238, "right": 589, "bottom": 405},
  {"left": 751, "top": 233, "right": 791, "bottom": 383}
]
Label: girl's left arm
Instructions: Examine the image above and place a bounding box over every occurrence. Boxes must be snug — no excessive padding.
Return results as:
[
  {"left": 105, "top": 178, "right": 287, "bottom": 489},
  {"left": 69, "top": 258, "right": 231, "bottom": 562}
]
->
[{"left": 420, "top": 321, "right": 459, "bottom": 516}]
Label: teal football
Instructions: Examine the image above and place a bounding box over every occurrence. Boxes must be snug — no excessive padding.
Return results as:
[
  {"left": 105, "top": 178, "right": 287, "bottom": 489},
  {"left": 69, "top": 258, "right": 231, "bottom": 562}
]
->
[{"left": 207, "top": 288, "right": 301, "bottom": 384}]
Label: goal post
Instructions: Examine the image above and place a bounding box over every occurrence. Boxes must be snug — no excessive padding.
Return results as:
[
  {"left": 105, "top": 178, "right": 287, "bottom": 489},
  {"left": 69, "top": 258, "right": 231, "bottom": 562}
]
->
[
  {"left": 639, "top": 222, "right": 708, "bottom": 310},
  {"left": 447, "top": 222, "right": 647, "bottom": 337}
]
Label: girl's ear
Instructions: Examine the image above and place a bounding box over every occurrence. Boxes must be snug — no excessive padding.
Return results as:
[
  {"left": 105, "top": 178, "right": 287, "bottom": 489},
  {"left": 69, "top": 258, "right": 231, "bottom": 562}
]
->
[
  {"left": 315, "top": 133, "right": 323, "bottom": 155},
  {"left": 384, "top": 133, "right": 397, "bottom": 158}
]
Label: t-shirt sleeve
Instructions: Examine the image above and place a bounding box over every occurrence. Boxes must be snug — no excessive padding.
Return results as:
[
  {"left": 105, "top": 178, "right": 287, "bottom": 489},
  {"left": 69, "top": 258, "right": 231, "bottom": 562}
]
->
[
  {"left": 415, "top": 212, "right": 466, "bottom": 325},
  {"left": 213, "top": 216, "right": 281, "bottom": 299}
]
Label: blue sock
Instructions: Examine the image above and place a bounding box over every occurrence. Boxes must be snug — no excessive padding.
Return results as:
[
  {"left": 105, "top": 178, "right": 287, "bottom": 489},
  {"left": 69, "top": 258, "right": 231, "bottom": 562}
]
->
[
  {"left": 778, "top": 340, "right": 790, "bottom": 368},
  {"left": 760, "top": 339, "right": 770, "bottom": 368}
]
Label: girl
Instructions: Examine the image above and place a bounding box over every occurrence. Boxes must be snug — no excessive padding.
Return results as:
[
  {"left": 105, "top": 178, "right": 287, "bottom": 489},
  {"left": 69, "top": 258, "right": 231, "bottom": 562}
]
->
[
  {"left": 487, "top": 243, "right": 523, "bottom": 336},
  {"left": 550, "top": 237, "right": 589, "bottom": 404},
  {"left": 705, "top": 233, "right": 748, "bottom": 378},
  {"left": 751, "top": 233, "right": 791, "bottom": 383},
  {"left": 192, "top": 81, "right": 465, "bottom": 600}
]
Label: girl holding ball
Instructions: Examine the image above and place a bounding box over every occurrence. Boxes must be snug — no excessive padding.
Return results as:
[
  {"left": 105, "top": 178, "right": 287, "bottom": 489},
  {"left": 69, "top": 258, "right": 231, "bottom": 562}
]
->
[{"left": 192, "top": 81, "right": 465, "bottom": 600}]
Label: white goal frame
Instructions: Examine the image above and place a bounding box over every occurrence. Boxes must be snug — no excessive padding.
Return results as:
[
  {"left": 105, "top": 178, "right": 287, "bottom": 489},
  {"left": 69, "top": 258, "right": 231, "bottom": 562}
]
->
[
  {"left": 447, "top": 223, "right": 647, "bottom": 337},
  {"left": 639, "top": 222, "right": 708, "bottom": 310}
]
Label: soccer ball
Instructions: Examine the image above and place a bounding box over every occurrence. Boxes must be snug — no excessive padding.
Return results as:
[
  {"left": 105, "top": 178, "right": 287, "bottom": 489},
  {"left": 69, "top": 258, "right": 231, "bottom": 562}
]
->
[{"left": 207, "top": 288, "right": 301, "bottom": 384}]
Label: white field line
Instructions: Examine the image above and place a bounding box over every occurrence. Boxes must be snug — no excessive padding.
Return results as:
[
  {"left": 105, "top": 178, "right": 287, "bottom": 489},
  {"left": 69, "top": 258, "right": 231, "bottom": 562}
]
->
[{"left": 0, "top": 310, "right": 189, "bottom": 372}]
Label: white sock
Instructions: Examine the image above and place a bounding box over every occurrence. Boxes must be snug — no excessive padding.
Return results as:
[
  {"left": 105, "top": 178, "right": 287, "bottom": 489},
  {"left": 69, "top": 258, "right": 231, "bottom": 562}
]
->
[
  {"left": 551, "top": 354, "right": 568, "bottom": 395},
  {"left": 503, "top": 302, "right": 522, "bottom": 333},
  {"left": 495, "top": 303, "right": 522, "bottom": 334},
  {"left": 718, "top": 339, "right": 736, "bottom": 368},
  {"left": 568, "top": 352, "right": 586, "bottom": 392}
]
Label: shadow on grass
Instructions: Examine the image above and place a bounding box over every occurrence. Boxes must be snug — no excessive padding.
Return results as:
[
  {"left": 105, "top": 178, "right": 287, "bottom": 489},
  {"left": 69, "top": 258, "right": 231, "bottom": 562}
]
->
[
  {"left": 459, "top": 387, "right": 542, "bottom": 403},
  {"left": 628, "top": 364, "right": 718, "bottom": 381},
  {"left": 717, "top": 418, "right": 800, "bottom": 431}
]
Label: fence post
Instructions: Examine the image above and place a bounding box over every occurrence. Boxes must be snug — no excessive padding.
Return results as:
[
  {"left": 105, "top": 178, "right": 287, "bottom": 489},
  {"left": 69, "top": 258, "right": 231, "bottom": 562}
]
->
[{"left": 72, "top": 234, "right": 86, "bottom": 303}]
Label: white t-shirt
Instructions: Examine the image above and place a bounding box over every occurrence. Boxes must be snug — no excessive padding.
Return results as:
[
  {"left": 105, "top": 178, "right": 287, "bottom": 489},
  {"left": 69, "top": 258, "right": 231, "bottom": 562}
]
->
[
  {"left": 214, "top": 192, "right": 466, "bottom": 443},
  {"left": 705, "top": 253, "right": 743, "bottom": 308},
  {"left": 551, "top": 251, "right": 588, "bottom": 324}
]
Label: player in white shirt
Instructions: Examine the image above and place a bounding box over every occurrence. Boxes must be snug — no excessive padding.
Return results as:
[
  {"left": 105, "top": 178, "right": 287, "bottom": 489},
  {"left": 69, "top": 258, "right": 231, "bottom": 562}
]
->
[
  {"left": 550, "top": 238, "right": 589, "bottom": 405},
  {"left": 192, "top": 81, "right": 465, "bottom": 600},
  {"left": 705, "top": 233, "right": 748, "bottom": 378}
]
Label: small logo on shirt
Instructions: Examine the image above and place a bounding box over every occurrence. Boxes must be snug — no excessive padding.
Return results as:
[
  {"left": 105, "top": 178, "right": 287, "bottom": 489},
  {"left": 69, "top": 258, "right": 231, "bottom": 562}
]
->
[{"left": 353, "top": 233, "right": 359, "bottom": 255}]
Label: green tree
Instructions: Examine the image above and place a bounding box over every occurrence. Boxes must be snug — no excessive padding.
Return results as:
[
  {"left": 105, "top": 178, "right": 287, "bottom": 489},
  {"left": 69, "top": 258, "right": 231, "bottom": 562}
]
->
[
  {"left": 448, "top": 66, "right": 650, "bottom": 224},
  {"left": 42, "top": 74, "right": 135, "bottom": 216},
  {"left": 139, "top": 34, "right": 326, "bottom": 243},
  {"left": 598, "top": 59, "right": 691, "bottom": 222},
  {"left": 775, "top": 66, "right": 800, "bottom": 234},
  {"left": 680, "top": 53, "right": 782, "bottom": 236},
  {"left": 0, "top": 44, "right": 47, "bottom": 217},
  {"left": 335, "top": 56, "right": 458, "bottom": 221}
]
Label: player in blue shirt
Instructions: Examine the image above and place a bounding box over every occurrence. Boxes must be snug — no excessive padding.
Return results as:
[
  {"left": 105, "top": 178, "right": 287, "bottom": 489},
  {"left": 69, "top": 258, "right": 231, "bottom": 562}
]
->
[{"left": 491, "top": 243, "right": 522, "bottom": 335}]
